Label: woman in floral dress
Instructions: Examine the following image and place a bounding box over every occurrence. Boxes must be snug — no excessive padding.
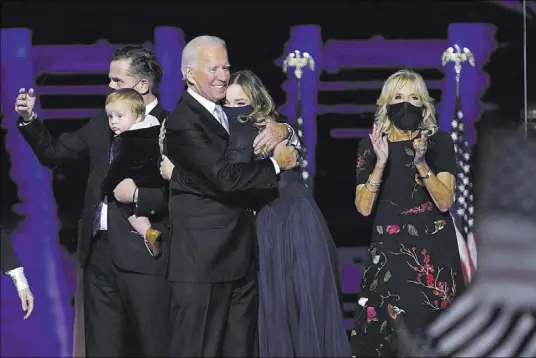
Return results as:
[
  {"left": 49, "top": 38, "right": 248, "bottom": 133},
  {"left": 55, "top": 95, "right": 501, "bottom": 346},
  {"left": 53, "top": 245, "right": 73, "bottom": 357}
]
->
[{"left": 351, "top": 69, "right": 466, "bottom": 357}]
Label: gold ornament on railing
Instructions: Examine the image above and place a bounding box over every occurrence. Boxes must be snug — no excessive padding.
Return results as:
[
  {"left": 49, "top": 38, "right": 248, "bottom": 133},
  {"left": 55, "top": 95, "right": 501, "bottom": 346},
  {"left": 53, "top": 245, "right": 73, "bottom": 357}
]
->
[{"left": 441, "top": 44, "right": 475, "bottom": 96}]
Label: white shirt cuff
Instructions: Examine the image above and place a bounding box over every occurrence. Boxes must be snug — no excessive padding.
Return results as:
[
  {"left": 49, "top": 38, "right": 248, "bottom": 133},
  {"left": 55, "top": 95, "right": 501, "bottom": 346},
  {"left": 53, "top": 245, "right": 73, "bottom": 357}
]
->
[
  {"left": 6, "top": 267, "right": 29, "bottom": 291},
  {"left": 18, "top": 120, "right": 32, "bottom": 127},
  {"left": 269, "top": 157, "right": 281, "bottom": 174},
  {"left": 18, "top": 112, "right": 37, "bottom": 126}
]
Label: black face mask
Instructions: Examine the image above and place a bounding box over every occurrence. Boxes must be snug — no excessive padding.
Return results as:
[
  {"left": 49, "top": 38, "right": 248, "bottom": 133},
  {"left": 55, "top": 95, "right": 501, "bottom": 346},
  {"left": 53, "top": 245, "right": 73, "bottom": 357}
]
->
[
  {"left": 222, "top": 105, "right": 253, "bottom": 122},
  {"left": 387, "top": 102, "right": 424, "bottom": 131}
]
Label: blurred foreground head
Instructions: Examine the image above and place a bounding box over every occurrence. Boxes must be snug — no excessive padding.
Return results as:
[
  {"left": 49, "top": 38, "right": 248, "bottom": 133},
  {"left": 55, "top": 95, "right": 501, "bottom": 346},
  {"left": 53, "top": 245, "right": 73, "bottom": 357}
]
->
[
  {"left": 475, "top": 126, "right": 536, "bottom": 241},
  {"left": 519, "top": 100, "right": 536, "bottom": 133},
  {"left": 474, "top": 126, "right": 536, "bottom": 304}
]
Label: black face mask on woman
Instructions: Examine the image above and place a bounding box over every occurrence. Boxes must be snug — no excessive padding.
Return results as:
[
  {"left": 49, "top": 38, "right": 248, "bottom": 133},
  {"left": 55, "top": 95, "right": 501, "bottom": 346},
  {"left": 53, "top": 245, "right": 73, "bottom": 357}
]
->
[
  {"left": 387, "top": 102, "right": 424, "bottom": 131},
  {"left": 222, "top": 105, "right": 253, "bottom": 123}
]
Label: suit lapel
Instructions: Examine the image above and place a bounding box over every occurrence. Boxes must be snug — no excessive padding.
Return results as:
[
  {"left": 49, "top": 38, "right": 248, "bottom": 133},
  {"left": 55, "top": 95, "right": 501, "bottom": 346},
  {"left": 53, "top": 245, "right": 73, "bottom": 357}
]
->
[
  {"left": 92, "top": 110, "right": 113, "bottom": 177},
  {"left": 183, "top": 92, "right": 229, "bottom": 140}
]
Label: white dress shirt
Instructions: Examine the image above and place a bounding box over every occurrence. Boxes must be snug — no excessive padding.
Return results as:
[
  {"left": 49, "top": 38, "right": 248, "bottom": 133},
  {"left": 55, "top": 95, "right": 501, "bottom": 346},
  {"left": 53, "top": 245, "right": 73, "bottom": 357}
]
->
[
  {"left": 187, "top": 88, "right": 281, "bottom": 174},
  {"left": 99, "top": 98, "right": 159, "bottom": 231},
  {"left": 129, "top": 114, "right": 160, "bottom": 130},
  {"left": 6, "top": 267, "right": 29, "bottom": 291}
]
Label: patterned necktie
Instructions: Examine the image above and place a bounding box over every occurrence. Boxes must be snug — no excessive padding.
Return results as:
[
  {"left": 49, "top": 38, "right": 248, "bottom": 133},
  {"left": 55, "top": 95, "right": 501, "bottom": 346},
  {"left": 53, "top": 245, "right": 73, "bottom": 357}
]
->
[
  {"left": 214, "top": 105, "right": 229, "bottom": 134},
  {"left": 92, "top": 141, "right": 115, "bottom": 236}
]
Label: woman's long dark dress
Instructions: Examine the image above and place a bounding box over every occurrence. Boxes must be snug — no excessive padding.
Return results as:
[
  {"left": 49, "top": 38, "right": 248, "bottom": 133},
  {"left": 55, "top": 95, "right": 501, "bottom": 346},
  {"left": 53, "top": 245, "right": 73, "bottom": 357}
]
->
[
  {"left": 226, "top": 120, "right": 351, "bottom": 357},
  {"left": 350, "top": 131, "right": 466, "bottom": 357}
]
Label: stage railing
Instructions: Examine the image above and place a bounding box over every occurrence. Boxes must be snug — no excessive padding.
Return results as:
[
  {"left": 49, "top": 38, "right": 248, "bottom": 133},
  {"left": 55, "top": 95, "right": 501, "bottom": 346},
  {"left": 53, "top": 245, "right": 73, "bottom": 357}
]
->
[{"left": 276, "top": 23, "right": 497, "bottom": 187}]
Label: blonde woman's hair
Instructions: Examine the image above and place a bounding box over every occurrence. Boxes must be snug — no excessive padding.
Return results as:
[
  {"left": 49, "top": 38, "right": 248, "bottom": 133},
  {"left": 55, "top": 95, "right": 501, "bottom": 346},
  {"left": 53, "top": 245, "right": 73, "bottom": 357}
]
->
[
  {"left": 105, "top": 88, "right": 146, "bottom": 119},
  {"left": 229, "top": 70, "right": 278, "bottom": 128},
  {"left": 375, "top": 69, "right": 438, "bottom": 134}
]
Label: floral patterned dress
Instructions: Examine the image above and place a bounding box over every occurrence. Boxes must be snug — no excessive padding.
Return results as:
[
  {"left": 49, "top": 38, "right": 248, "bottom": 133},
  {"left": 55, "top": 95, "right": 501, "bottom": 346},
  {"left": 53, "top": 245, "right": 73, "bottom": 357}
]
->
[{"left": 350, "top": 131, "right": 466, "bottom": 357}]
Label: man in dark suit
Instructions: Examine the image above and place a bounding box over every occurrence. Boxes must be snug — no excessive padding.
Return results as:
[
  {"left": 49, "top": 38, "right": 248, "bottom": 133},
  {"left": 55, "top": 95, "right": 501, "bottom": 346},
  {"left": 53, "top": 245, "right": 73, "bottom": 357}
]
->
[
  {"left": 164, "top": 35, "right": 298, "bottom": 357},
  {"left": 14, "top": 46, "right": 172, "bottom": 357}
]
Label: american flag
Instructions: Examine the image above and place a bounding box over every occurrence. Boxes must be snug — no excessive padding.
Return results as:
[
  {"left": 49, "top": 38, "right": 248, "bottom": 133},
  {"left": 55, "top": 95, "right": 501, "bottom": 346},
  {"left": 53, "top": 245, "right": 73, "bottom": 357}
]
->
[
  {"left": 294, "top": 88, "right": 310, "bottom": 187},
  {"left": 450, "top": 96, "right": 477, "bottom": 283}
]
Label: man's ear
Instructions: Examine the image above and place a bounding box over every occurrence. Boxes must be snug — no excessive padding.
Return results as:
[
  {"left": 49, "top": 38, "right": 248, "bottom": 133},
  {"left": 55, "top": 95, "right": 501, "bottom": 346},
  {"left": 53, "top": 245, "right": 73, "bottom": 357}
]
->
[
  {"left": 139, "top": 78, "right": 150, "bottom": 94},
  {"left": 185, "top": 66, "right": 195, "bottom": 85}
]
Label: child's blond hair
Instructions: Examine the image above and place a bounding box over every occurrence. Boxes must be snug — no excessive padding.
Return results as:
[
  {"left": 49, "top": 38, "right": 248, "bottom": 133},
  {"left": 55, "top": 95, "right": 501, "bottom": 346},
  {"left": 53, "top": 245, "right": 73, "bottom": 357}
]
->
[{"left": 105, "top": 88, "right": 145, "bottom": 118}]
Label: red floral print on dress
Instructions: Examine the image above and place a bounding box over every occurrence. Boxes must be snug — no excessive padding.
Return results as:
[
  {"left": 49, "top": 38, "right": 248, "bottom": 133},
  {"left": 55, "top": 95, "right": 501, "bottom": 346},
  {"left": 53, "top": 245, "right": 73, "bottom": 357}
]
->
[
  {"left": 356, "top": 148, "right": 372, "bottom": 179},
  {"left": 390, "top": 245, "right": 457, "bottom": 310},
  {"left": 386, "top": 225, "right": 401, "bottom": 235},
  {"left": 401, "top": 201, "right": 434, "bottom": 216},
  {"left": 366, "top": 306, "right": 377, "bottom": 323}
]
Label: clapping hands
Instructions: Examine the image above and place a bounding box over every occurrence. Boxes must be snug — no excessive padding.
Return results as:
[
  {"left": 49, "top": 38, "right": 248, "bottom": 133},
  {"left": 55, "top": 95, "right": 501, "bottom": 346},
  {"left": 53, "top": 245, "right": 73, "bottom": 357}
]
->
[
  {"left": 413, "top": 130, "right": 430, "bottom": 165},
  {"left": 369, "top": 122, "right": 389, "bottom": 166}
]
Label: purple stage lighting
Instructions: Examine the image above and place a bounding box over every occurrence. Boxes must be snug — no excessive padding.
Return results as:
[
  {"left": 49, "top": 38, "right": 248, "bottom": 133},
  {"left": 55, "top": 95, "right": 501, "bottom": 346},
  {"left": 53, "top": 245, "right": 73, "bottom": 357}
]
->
[
  {"left": 1, "top": 26, "right": 186, "bottom": 357},
  {"left": 1, "top": 28, "right": 72, "bottom": 358}
]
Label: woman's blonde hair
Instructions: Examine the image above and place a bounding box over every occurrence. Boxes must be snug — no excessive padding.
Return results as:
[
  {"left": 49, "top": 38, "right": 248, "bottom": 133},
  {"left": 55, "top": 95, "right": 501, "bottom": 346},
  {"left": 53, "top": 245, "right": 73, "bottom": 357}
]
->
[
  {"left": 229, "top": 70, "right": 278, "bottom": 127},
  {"left": 375, "top": 69, "right": 438, "bottom": 134},
  {"left": 105, "top": 88, "right": 145, "bottom": 119}
]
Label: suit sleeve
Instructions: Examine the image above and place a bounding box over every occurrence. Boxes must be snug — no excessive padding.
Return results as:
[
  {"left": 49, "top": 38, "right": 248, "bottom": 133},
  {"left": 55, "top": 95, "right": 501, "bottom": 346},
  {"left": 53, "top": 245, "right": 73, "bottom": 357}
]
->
[
  {"left": 276, "top": 116, "right": 303, "bottom": 149},
  {"left": 135, "top": 187, "right": 168, "bottom": 217},
  {"left": 17, "top": 112, "right": 97, "bottom": 167},
  {"left": 1, "top": 231, "right": 21, "bottom": 273},
  {"left": 165, "top": 122, "right": 278, "bottom": 197}
]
